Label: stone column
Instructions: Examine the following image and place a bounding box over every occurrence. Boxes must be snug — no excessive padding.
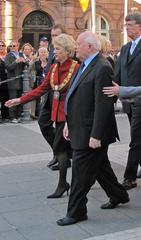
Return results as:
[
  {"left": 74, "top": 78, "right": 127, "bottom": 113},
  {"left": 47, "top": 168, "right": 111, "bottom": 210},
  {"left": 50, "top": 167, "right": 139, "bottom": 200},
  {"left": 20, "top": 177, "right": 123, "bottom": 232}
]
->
[
  {"left": 1, "top": 0, "right": 17, "bottom": 45},
  {"left": 22, "top": 66, "right": 31, "bottom": 121}
]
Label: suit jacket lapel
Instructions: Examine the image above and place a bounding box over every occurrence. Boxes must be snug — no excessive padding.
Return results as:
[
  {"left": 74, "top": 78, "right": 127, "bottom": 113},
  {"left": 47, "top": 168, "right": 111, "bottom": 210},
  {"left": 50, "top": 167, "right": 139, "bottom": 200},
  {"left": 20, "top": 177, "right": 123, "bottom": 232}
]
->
[
  {"left": 128, "top": 39, "right": 141, "bottom": 63},
  {"left": 124, "top": 42, "right": 131, "bottom": 64},
  {"left": 70, "top": 54, "right": 99, "bottom": 94}
]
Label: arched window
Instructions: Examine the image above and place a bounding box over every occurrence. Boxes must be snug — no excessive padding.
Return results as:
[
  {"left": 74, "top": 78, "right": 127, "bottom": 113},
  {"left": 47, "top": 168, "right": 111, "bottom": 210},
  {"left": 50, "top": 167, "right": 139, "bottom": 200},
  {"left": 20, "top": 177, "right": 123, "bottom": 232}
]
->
[{"left": 86, "top": 15, "right": 109, "bottom": 38}]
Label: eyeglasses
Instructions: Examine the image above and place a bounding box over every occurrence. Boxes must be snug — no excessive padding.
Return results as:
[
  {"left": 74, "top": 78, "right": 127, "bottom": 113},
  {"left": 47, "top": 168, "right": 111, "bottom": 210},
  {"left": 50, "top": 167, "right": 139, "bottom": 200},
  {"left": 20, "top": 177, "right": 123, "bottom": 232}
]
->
[
  {"left": 124, "top": 23, "right": 138, "bottom": 28},
  {"left": 51, "top": 34, "right": 58, "bottom": 37},
  {"left": 9, "top": 45, "right": 16, "bottom": 47},
  {"left": 0, "top": 45, "right": 5, "bottom": 47}
]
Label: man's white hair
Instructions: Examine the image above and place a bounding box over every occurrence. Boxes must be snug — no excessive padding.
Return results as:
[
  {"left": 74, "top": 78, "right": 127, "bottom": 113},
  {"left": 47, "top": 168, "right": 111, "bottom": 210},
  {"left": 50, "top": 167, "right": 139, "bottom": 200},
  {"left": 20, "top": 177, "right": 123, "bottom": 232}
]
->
[{"left": 80, "top": 31, "right": 101, "bottom": 51}]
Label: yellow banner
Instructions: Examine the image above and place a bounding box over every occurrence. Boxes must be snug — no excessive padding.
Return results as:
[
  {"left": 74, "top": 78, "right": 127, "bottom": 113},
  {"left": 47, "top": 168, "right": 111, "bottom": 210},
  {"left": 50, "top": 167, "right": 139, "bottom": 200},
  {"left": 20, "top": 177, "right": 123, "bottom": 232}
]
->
[{"left": 79, "top": 0, "right": 90, "bottom": 12}]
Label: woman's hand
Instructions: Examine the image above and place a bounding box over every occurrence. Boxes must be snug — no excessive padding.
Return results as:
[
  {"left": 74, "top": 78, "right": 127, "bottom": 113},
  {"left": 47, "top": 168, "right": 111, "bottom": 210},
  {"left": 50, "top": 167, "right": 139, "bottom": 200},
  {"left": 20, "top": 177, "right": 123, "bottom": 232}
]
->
[
  {"left": 5, "top": 98, "right": 21, "bottom": 108},
  {"left": 103, "top": 81, "right": 120, "bottom": 97},
  {"left": 16, "top": 57, "right": 26, "bottom": 63},
  {"left": 30, "top": 52, "right": 38, "bottom": 61}
]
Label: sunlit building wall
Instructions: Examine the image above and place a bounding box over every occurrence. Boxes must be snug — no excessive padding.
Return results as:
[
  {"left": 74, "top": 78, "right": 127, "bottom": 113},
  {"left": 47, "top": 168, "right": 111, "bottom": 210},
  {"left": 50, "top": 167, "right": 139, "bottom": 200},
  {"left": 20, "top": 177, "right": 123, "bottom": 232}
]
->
[{"left": 0, "top": 0, "right": 141, "bottom": 50}]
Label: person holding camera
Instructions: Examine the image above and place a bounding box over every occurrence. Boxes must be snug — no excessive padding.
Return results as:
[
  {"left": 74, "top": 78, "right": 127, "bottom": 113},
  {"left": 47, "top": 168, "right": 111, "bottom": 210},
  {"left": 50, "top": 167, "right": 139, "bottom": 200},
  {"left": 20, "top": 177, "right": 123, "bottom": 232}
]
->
[
  {"left": 30, "top": 47, "right": 49, "bottom": 117},
  {"left": 21, "top": 43, "right": 33, "bottom": 63}
]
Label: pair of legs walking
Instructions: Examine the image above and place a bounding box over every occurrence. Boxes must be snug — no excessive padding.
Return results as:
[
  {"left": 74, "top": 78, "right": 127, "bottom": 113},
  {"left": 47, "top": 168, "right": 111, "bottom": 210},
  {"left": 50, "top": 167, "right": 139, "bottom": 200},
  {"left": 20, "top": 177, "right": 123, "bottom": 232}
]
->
[
  {"left": 38, "top": 96, "right": 71, "bottom": 197},
  {"left": 38, "top": 94, "right": 59, "bottom": 169},
  {"left": 8, "top": 89, "right": 22, "bottom": 121},
  {"left": 38, "top": 94, "right": 55, "bottom": 150},
  {"left": 57, "top": 145, "right": 129, "bottom": 225},
  {"left": 123, "top": 103, "right": 141, "bottom": 189},
  {"left": 47, "top": 122, "right": 71, "bottom": 198}
]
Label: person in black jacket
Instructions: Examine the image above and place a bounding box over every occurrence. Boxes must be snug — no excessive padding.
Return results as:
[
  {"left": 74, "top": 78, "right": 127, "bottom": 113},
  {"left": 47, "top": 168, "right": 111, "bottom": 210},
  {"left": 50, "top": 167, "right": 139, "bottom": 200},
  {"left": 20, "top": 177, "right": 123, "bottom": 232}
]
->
[
  {"left": 114, "top": 12, "right": 141, "bottom": 189},
  {"left": 38, "top": 24, "right": 69, "bottom": 170},
  {"left": 5, "top": 40, "right": 25, "bottom": 123},
  {"left": 0, "top": 41, "right": 9, "bottom": 122}
]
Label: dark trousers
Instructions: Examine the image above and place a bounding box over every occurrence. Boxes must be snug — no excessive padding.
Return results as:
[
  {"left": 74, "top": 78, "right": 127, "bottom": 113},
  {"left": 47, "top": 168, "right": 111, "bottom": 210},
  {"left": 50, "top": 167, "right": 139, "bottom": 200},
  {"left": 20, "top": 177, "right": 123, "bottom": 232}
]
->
[
  {"left": 0, "top": 85, "right": 9, "bottom": 119},
  {"left": 38, "top": 95, "right": 55, "bottom": 149},
  {"left": 124, "top": 103, "right": 141, "bottom": 180},
  {"left": 67, "top": 146, "right": 128, "bottom": 219},
  {"left": 8, "top": 89, "right": 22, "bottom": 119}
]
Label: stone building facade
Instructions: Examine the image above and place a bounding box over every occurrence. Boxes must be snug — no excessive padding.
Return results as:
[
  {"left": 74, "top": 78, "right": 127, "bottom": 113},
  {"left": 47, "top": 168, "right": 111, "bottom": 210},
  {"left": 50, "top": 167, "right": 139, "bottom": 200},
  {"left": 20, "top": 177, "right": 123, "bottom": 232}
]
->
[{"left": 0, "top": 0, "right": 141, "bottom": 50}]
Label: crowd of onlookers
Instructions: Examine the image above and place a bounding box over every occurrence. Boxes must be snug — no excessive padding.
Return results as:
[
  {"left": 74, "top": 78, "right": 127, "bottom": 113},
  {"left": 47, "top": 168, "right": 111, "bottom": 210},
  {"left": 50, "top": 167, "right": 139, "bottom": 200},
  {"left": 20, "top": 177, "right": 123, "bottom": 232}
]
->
[{"left": 0, "top": 36, "right": 50, "bottom": 123}]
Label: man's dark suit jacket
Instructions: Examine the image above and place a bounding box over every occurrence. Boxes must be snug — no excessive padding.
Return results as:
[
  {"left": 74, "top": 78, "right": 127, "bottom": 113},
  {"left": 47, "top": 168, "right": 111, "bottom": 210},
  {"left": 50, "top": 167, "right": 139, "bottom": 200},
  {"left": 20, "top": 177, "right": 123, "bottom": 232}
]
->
[
  {"left": 115, "top": 40, "right": 141, "bottom": 113},
  {"left": 44, "top": 45, "right": 55, "bottom": 75},
  {"left": 67, "top": 54, "right": 119, "bottom": 150},
  {"left": 5, "top": 52, "right": 25, "bottom": 90}
]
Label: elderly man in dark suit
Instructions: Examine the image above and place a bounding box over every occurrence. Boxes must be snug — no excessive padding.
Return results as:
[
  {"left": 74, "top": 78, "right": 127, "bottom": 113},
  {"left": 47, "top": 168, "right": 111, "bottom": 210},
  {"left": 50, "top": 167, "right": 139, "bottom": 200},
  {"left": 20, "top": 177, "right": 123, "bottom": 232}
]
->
[
  {"left": 57, "top": 31, "right": 129, "bottom": 226},
  {"left": 114, "top": 11, "right": 141, "bottom": 187}
]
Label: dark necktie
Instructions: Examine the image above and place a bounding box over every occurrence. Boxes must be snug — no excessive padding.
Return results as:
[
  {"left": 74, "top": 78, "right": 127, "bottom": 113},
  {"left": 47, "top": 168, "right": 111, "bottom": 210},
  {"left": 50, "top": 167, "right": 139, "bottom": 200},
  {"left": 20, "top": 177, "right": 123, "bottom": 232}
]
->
[{"left": 64, "top": 62, "right": 85, "bottom": 114}]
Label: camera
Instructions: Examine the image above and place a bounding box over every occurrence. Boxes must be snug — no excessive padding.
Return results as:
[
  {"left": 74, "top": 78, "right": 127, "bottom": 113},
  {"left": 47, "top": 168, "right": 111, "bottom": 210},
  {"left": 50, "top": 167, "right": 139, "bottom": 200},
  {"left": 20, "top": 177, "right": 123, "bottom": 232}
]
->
[{"left": 19, "top": 52, "right": 23, "bottom": 57}]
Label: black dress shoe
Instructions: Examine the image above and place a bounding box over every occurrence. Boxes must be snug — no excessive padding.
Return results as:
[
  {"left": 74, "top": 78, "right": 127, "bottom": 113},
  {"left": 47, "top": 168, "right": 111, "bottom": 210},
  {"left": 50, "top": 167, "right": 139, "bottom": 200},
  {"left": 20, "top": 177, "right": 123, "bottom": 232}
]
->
[
  {"left": 47, "top": 156, "right": 58, "bottom": 167},
  {"left": 101, "top": 198, "right": 129, "bottom": 209},
  {"left": 56, "top": 215, "right": 88, "bottom": 226},
  {"left": 136, "top": 169, "right": 141, "bottom": 178},
  {"left": 122, "top": 179, "right": 137, "bottom": 190}
]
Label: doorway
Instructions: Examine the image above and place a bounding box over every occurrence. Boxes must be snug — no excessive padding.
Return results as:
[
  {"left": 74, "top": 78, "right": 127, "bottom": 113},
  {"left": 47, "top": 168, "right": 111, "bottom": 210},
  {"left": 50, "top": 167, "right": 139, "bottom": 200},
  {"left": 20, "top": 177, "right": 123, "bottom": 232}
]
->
[{"left": 21, "top": 10, "right": 53, "bottom": 49}]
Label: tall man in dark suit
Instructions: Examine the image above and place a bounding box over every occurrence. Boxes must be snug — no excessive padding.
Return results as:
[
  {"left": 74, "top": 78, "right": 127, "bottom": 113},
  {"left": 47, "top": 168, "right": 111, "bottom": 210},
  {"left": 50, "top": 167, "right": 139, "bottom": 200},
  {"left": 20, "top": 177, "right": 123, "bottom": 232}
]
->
[
  {"left": 57, "top": 31, "right": 129, "bottom": 226},
  {"left": 115, "top": 12, "right": 141, "bottom": 188}
]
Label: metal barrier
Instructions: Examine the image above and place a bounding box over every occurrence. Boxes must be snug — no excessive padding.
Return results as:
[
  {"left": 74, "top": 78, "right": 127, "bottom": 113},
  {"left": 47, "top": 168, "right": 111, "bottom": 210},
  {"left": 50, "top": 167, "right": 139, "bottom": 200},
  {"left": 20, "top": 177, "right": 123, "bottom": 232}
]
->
[{"left": 0, "top": 74, "right": 23, "bottom": 85}]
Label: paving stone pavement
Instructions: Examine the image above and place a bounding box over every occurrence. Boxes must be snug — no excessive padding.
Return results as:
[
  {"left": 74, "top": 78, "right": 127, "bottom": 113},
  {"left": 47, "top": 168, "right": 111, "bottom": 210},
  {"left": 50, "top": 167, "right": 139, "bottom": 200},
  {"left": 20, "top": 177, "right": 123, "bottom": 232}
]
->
[{"left": 0, "top": 114, "right": 141, "bottom": 240}]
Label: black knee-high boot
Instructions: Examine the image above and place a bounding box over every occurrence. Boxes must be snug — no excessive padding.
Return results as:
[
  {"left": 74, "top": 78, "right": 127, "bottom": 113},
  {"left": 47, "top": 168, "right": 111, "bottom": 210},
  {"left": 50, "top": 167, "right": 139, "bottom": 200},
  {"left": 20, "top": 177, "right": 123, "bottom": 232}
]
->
[{"left": 47, "top": 152, "right": 70, "bottom": 198}]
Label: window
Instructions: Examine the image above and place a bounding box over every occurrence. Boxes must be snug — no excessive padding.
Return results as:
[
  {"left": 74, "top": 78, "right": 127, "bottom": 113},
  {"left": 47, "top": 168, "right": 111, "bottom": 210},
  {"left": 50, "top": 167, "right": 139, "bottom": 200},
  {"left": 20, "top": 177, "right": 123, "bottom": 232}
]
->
[{"left": 86, "top": 15, "right": 109, "bottom": 38}]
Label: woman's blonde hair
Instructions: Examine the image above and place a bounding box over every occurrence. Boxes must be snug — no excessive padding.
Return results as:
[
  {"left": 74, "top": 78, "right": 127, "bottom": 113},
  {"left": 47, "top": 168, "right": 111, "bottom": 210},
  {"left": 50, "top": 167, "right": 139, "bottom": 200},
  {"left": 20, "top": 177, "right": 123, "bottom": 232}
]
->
[
  {"left": 98, "top": 35, "right": 109, "bottom": 54},
  {"left": 0, "top": 40, "right": 6, "bottom": 47},
  {"left": 52, "top": 33, "right": 76, "bottom": 58},
  {"left": 21, "top": 42, "right": 33, "bottom": 52}
]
